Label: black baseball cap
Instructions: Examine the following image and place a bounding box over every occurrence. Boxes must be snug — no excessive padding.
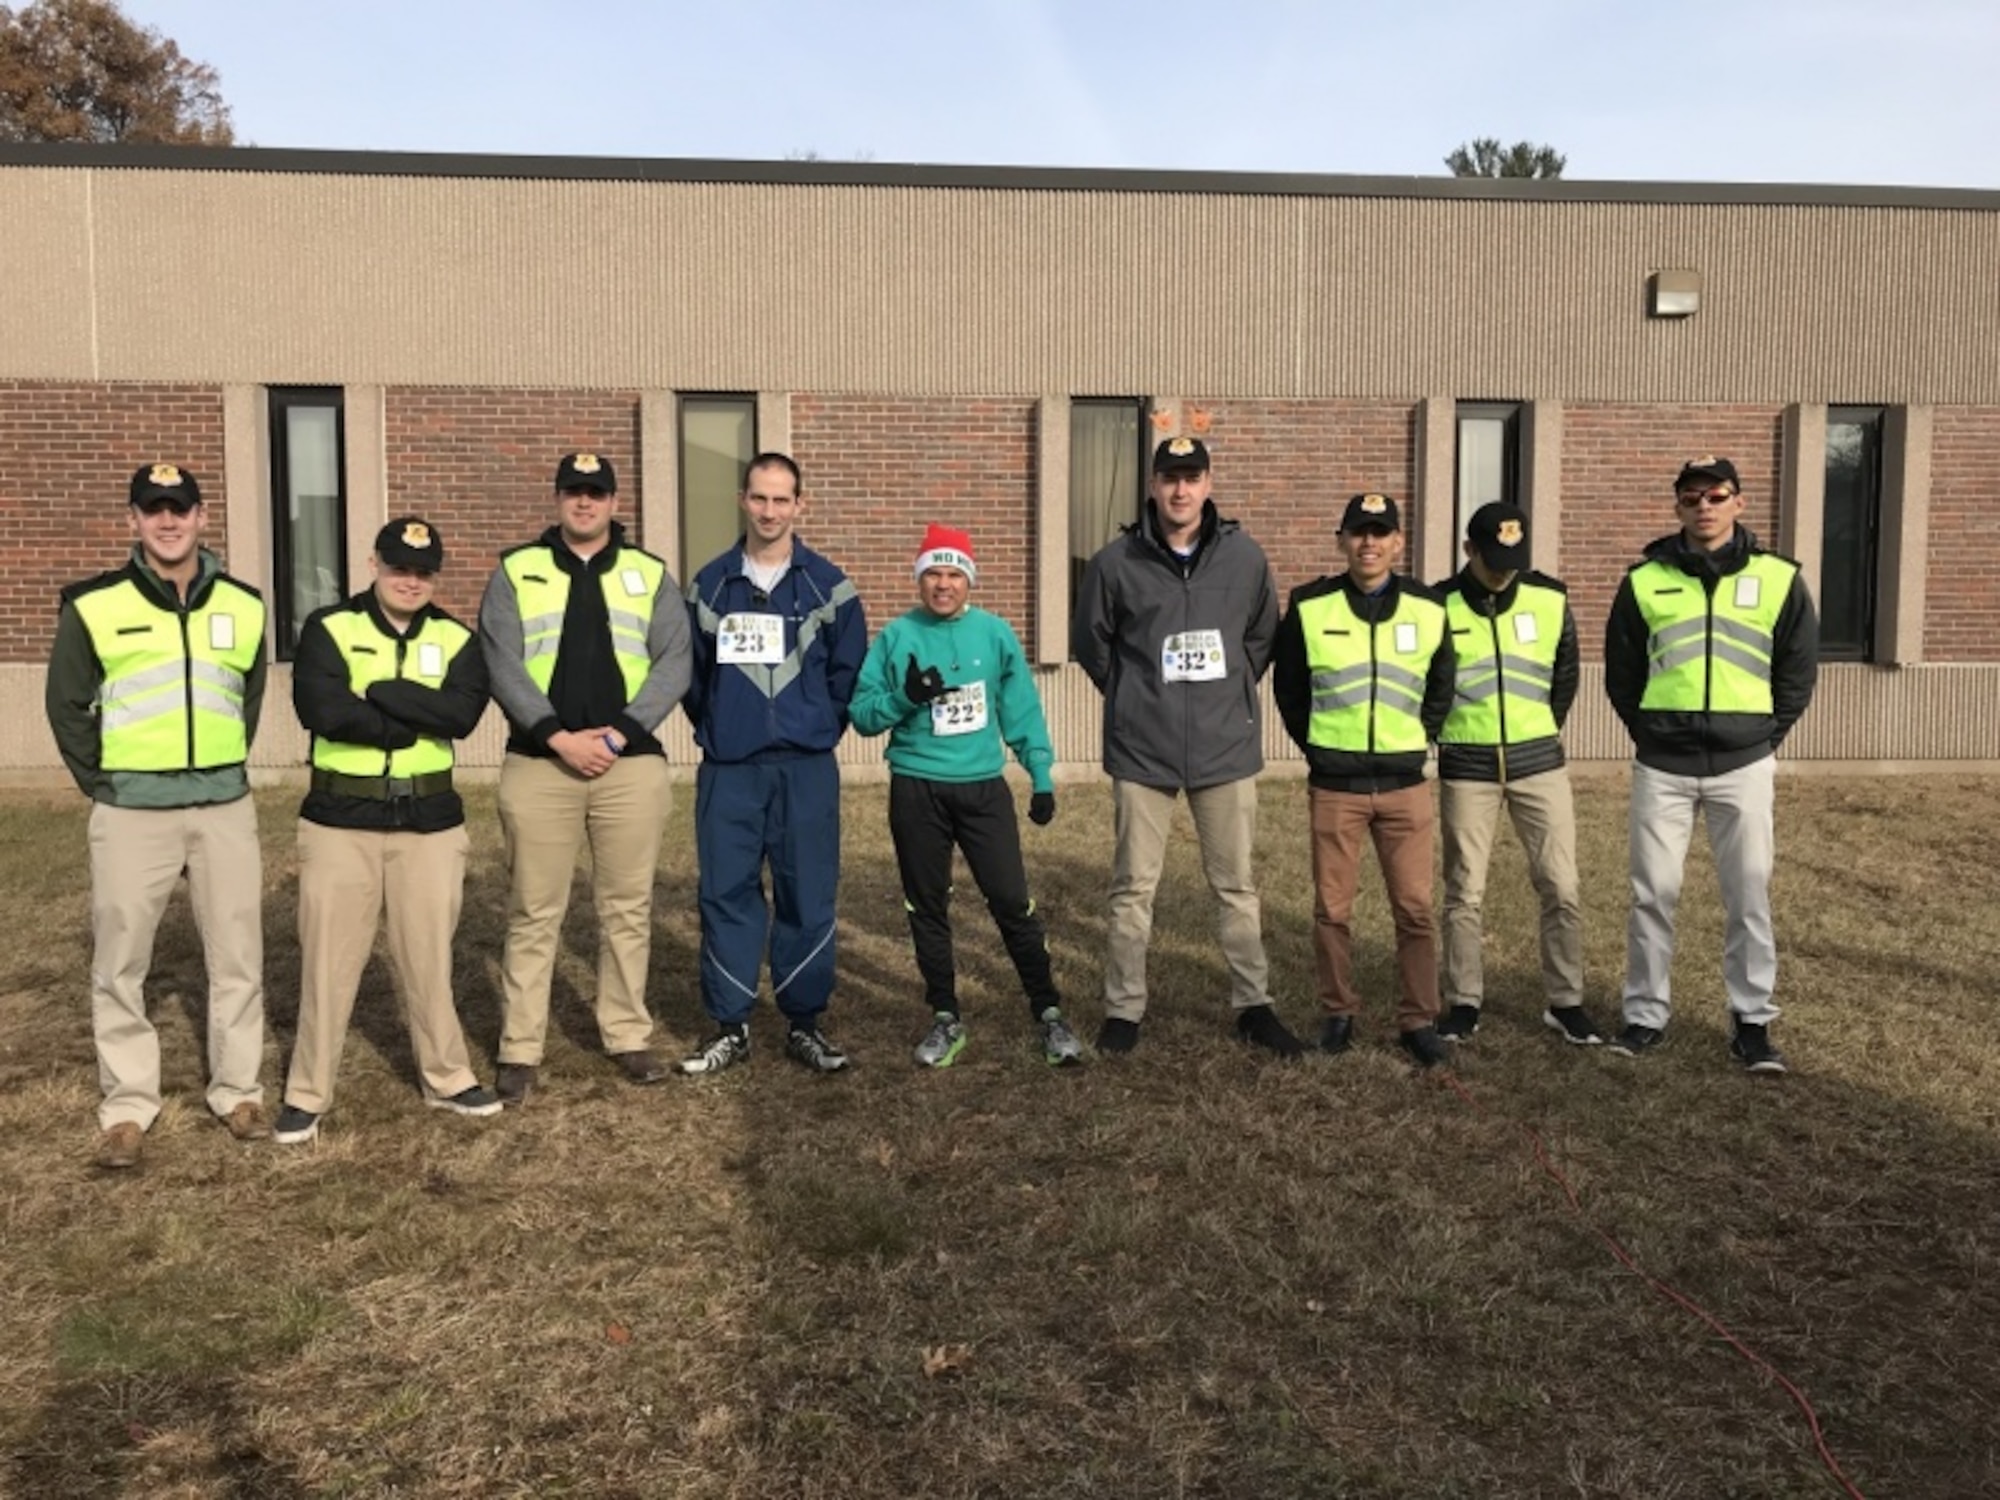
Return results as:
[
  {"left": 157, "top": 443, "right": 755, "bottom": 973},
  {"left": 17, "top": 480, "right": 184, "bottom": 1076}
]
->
[
  {"left": 375, "top": 516, "right": 444, "bottom": 571},
  {"left": 555, "top": 452, "right": 617, "bottom": 493},
  {"left": 1466, "top": 501, "right": 1530, "bottom": 570},
  {"left": 1674, "top": 456, "right": 1741, "bottom": 494},
  {"left": 129, "top": 462, "right": 201, "bottom": 509},
  {"left": 1339, "top": 492, "right": 1401, "bottom": 533},
  {"left": 1152, "top": 436, "right": 1211, "bottom": 475}
]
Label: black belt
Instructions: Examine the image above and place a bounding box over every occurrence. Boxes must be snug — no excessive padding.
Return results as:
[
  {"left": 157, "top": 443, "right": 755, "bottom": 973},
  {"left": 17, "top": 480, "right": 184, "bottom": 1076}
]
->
[{"left": 311, "top": 770, "right": 454, "bottom": 800}]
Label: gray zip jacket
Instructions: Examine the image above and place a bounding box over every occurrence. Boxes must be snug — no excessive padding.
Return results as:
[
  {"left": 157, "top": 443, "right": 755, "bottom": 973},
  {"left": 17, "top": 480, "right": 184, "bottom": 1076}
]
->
[{"left": 1071, "top": 501, "right": 1278, "bottom": 791}]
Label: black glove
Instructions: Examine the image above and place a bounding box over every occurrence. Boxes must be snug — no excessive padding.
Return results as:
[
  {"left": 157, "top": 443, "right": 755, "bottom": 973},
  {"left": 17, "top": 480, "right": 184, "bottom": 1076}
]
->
[
  {"left": 904, "top": 653, "right": 948, "bottom": 705},
  {"left": 1028, "top": 791, "right": 1056, "bottom": 826}
]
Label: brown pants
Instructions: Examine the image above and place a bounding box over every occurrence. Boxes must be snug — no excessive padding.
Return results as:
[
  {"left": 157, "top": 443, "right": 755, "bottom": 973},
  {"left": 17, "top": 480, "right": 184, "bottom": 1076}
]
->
[
  {"left": 284, "top": 821, "right": 478, "bottom": 1114},
  {"left": 1308, "top": 782, "right": 1440, "bottom": 1031}
]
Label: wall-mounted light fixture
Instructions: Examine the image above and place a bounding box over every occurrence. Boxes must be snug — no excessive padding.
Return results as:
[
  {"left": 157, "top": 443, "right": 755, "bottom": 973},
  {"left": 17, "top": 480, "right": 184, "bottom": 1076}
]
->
[{"left": 1649, "top": 269, "right": 1701, "bottom": 318}]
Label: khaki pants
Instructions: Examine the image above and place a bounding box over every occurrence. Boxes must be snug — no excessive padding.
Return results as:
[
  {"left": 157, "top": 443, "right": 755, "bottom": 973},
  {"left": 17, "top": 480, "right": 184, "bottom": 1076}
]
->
[
  {"left": 285, "top": 821, "right": 477, "bottom": 1114},
  {"left": 1103, "top": 777, "right": 1271, "bottom": 1022},
  {"left": 1308, "top": 782, "right": 1440, "bottom": 1031},
  {"left": 1439, "top": 769, "right": 1585, "bottom": 1011},
  {"left": 88, "top": 797, "right": 265, "bottom": 1131},
  {"left": 496, "top": 754, "right": 670, "bottom": 1065}
]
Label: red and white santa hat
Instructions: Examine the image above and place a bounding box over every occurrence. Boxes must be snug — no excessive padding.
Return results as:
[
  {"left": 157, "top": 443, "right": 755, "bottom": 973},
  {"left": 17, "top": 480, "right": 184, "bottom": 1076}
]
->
[{"left": 913, "top": 523, "right": 977, "bottom": 583}]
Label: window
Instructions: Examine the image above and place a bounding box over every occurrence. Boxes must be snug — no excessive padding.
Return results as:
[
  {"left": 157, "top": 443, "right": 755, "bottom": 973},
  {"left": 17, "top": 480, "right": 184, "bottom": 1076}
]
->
[
  {"left": 1454, "top": 402, "right": 1522, "bottom": 539},
  {"left": 679, "top": 395, "right": 757, "bottom": 572},
  {"left": 1069, "top": 398, "right": 1145, "bottom": 611},
  {"left": 1822, "top": 406, "right": 1883, "bottom": 661},
  {"left": 268, "top": 387, "right": 346, "bottom": 659}
]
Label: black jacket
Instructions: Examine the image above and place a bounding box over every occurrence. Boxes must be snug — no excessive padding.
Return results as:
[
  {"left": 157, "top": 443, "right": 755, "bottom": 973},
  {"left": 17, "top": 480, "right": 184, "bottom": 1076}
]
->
[
  {"left": 1272, "top": 572, "right": 1456, "bottom": 793},
  {"left": 1433, "top": 567, "right": 1579, "bottom": 784},
  {"left": 1604, "top": 526, "right": 1819, "bottom": 776},
  {"left": 294, "top": 591, "right": 489, "bottom": 832}
]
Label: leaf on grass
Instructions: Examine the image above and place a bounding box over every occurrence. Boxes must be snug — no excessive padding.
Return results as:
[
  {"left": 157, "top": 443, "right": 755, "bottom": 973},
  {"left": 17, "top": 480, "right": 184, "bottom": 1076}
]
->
[
  {"left": 1305, "top": 1299, "right": 1325, "bottom": 1315},
  {"left": 922, "top": 1343, "right": 972, "bottom": 1378},
  {"left": 606, "top": 1323, "right": 633, "bottom": 1345}
]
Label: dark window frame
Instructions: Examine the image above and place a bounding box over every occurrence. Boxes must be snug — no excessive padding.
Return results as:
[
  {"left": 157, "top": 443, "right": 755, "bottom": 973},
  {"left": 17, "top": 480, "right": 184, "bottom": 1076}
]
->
[
  {"left": 1821, "top": 405, "right": 1885, "bottom": 663},
  {"left": 677, "top": 391, "right": 759, "bottom": 569},
  {"left": 1454, "top": 400, "right": 1523, "bottom": 539},
  {"left": 267, "top": 386, "right": 347, "bottom": 661},
  {"left": 1067, "top": 396, "right": 1149, "bottom": 645}
]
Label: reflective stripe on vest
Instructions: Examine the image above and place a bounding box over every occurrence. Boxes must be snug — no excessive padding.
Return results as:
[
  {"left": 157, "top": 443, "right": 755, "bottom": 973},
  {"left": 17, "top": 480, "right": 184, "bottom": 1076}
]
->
[
  {"left": 1294, "top": 588, "right": 1447, "bottom": 754},
  {"left": 1438, "top": 581, "right": 1565, "bottom": 746},
  {"left": 311, "top": 610, "right": 471, "bottom": 777},
  {"left": 73, "top": 576, "right": 263, "bottom": 771},
  {"left": 502, "top": 546, "right": 665, "bottom": 701},
  {"left": 1631, "top": 553, "right": 1797, "bottom": 714}
]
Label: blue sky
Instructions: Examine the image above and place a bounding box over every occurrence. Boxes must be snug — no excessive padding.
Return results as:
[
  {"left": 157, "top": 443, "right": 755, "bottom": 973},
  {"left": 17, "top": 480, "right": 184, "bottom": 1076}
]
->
[{"left": 132, "top": 0, "right": 2000, "bottom": 188}]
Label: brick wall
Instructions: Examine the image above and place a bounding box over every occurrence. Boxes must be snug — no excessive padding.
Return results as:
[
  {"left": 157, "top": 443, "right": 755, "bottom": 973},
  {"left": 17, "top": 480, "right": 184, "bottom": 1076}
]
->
[
  {"left": 1181, "top": 399, "right": 1419, "bottom": 599},
  {"left": 1559, "top": 404, "right": 1785, "bottom": 659},
  {"left": 383, "top": 388, "right": 642, "bottom": 624},
  {"left": 790, "top": 395, "right": 1039, "bottom": 652},
  {"left": 0, "top": 382, "right": 227, "bottom": 663},
  {"left": 1925, "top": 407, "right": 2000, "bottom": 662}
]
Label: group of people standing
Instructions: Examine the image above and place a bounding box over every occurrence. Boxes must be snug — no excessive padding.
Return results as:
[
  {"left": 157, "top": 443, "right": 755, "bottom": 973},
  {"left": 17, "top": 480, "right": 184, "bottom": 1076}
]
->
[{"left": 47, "top": 436, "right": 1816, "bottom": 1170}]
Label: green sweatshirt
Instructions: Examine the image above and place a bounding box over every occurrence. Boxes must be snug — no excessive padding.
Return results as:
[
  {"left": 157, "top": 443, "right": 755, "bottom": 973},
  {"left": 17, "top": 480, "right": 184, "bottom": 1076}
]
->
[{"left": 850, "top": 605, "right": 1055, "bottom": 792}]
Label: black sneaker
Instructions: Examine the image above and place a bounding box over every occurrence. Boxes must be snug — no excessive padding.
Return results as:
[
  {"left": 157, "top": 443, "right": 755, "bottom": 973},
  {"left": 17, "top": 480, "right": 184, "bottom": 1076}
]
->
[
  {"left": 272, "top": 1104, "right": 320, "bottom": 1145},
  {"left": 1609, "top": 1023, "right": 1665, "bottom": 1057},
  {"left": 1096, "top": 1017, "right": 1140, "bottom": 1054},
  {"left": 1319, "top": 1015, "right": 1354, "bottom": 1055},
  {"left": 1399, "top": 1025, "right": 1451, "bottom": 1069},
  {"left": 1435, "top": 1003, "right": 1481, "bottom": 1041},
  {"left": 1235, "top": 1004, "right": 1304, "bottom": 1060},
  {"left": 495, "top": 1062, "right": 537, "bottom": 1107},
  {"left": 785, "top": 1025, "right": 850, "bottom": 1073},
  {"left": 1542, "top": 1006, "right": 1605, "bottom": 1046},
  {"left": 427, "top": 1085, "right": 503, "bottom": 1118},
  {"left": 1729, "top": 1019, "right": 1788, "bottom": 1075},
  {"left": 680, "top": 1027, "right": 750, "bottom": 1076}
]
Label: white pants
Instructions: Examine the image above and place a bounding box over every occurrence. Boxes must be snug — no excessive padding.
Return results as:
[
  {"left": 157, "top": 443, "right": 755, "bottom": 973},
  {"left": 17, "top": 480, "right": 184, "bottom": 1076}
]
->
[{"left": 1622, "top": 757, "right": 1779, "bottom": 1031}]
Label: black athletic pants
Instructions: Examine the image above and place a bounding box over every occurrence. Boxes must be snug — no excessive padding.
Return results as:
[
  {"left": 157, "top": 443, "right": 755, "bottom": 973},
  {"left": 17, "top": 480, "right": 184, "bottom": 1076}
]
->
[{"left": 888, "top": 774, "right": 1059, "bottom": 1019}]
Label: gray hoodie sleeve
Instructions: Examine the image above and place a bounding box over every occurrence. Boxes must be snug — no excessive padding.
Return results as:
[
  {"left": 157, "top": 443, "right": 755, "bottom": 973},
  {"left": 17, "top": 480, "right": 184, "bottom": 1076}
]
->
[
  {"left": 477, "top": 564, "right": 559, "bottom": 742},
  {"left": 616, "top": 568, "right": 694, "bottom": 738}
]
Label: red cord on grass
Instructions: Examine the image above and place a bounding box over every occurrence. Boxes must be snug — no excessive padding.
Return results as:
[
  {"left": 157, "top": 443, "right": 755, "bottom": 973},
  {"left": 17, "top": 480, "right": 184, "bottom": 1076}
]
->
[{"left": 1440, "top": 1070, "right": 1869, "bottom": 1500}]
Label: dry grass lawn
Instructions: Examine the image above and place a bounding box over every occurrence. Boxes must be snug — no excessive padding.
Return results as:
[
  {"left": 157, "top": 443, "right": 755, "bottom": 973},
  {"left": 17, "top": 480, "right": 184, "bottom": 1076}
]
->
[{"left": 0, "top": 770, "right": 1995, "bottom": 1498}]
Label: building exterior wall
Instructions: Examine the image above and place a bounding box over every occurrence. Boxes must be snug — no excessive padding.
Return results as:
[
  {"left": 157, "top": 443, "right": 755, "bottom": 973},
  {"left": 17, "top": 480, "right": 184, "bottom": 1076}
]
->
[
  {"left": 1924, "top": 406, "right": 2000, "bottom": 663},
  {"left": 0, "top": 381, "right": 228, "bottom": 664}
]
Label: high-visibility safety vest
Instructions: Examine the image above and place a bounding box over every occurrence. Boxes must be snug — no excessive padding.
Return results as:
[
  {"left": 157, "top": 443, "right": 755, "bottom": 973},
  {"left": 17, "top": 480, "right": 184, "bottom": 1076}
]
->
[
  {"left": 501, "top": 545, "right": 665, "bottom": 701},
  {"left": 310, "top": 610, "right": 471, "bottom": 778},
  {"left": 1630, "top": 554, "right": 1798, "bottom": 714},
  {"left": 1439, "top": 581, "right": 1566, "bottom": 746},
  {"left": 71, "top": 574, "right": 264, "bottom": 772},
  {"left": 1293, "top": 587, "right": 1448, "bottom": 754}
]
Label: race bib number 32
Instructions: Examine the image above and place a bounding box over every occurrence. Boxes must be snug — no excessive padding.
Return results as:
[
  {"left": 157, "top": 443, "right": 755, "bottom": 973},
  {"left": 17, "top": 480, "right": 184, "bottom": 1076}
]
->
[
  {"left": 1161, "top": 629, "right": 1226, "bottom": 683},
  {"left": 717, "top": 613, "right": 784, "bottom": 665}
]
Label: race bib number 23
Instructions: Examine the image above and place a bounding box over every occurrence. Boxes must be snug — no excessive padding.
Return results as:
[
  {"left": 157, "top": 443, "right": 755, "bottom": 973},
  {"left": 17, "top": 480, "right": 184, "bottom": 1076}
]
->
[{"left": 717, "top": 613, "right": 784, "bottom": 665}]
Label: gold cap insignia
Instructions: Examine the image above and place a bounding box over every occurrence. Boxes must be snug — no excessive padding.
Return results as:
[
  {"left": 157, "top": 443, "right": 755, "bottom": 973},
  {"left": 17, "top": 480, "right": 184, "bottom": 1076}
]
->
[
  {"left": 572, "top": 453, "right": 601, "bottom": 474},
  {"left": 1692, "top": 454, "right": 1716, "bottom": 466},
  {"left": 1361, "top": 494, "right": 1388, "bottom": 513},
  {"left": 1496, "top": 519, "right": 1523, "bottom": 546},
  {"left": 1167, "top": 437, "right": 1195, "bottom": 456},
  {"left": 402, "top": 522, "right": 432, "bottom": 548},
  {"left": 148, "top": 464, "right": 183, "bottom": 487}
]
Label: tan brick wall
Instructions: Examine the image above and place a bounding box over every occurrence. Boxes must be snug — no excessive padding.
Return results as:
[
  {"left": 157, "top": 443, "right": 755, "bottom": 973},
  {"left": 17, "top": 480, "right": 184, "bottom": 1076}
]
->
[
  {"left": 1925, "top": 407, "right": 2000, "bottom": 662},
  {"left": 383, "top": 388, "right": 643, "bottom": 625},
  {"left": 0, "top": 382, "right": 228, "bottom": 664},
  {"left": 790, "top": 394, "right": 1039, "bottom": 653},
  {"left": 1559, "top": 404, "right": 1786, "bottom": 659},
  {"left": 1182, "top": 399, "right": 1419, "bottom": 599}
]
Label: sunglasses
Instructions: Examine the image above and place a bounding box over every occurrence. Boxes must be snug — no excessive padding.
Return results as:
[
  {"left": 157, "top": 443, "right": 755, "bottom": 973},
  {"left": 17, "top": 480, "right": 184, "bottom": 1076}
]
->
[
  {"left": 135, "top": 496, "right": 199, "bottom": 517},
  {"left": 1675, "top": 489, "right": 1737, "bottom": 509}
]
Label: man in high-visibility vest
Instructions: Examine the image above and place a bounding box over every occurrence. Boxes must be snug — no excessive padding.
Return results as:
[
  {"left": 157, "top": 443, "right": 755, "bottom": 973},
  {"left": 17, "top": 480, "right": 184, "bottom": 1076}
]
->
[
  {"left": 46, "top": 462, "right": 271, "bottom": 1168},
  {"left": 1272, "top": 492, "right": 1456, "bottom": 1068},
  {"left": 1604, "top": 456, "right": 1819, "bottom": 1073},
  {"left": 479, "top": 453, "right": 693, "bottom": 1106},
  {"left": 1434, "top": 502, "right": 1604, "bottom": 1046},
  {"left": 273, "top": 518, "right": 498, "bottom": 1144}
]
